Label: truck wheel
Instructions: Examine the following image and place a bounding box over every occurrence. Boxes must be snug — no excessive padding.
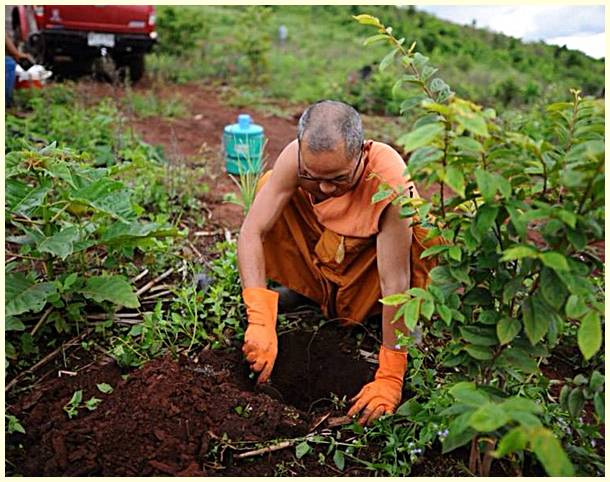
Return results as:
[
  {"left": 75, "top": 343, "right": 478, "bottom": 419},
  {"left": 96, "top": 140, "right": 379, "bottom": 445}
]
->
[{"left": 126, "top": 55, "right": 145, "bottom": 83}]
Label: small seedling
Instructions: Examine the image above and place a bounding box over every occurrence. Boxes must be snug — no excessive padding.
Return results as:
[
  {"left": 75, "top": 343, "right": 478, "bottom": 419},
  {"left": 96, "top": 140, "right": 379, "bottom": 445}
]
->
[
  {"left": 6, "top": 415, "right": 26, "bottom": 434},
  {"left": 97, "top": 383, "right": 114, "bottom": 394},
  {"left": 234, "top": 403, "right": 253, "bottom": 418},
  {"left": 63, "top": 390, "right": 83, "bottom": 419},
  {"left": 85, "top": 397, "right": 102, "bottom": 411}
]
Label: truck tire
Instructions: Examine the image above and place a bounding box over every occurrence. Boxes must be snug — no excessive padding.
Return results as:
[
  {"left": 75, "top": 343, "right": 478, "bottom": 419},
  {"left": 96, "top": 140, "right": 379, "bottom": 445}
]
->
[{"left": 124, "top": 55, "right": 145, "bottom": 83}]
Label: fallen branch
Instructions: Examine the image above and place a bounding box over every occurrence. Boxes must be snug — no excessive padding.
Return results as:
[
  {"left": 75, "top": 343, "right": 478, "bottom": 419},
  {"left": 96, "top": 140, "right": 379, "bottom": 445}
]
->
[
  {"left": 308, "top": 412, "right": 331, "bottom": 432},
  {"left": 136, "top": 267, "right": 175, "bottom": 296},
  {"left": 5, "top": 328, "right": 93, "bottom": 392},
  {"left": 187, "top": 239, "right": 203, "bottom": 259},
  {"left": 130, "top": 268, "right": 149, "bottom": 284},
  {"left": 141, "top": 290, "right": 173, "bottom": 301},
  {"left": 193, "top": 230, "right": 221, "bottom": 237},
  {"left": 150, "top": 284, "right": 173, "bottom": 292},
  {"left": 31, "top": 306, "right": 53, "bottom": 336},
  {"left": 234, "top": 440, "right": 294, "bottom": 459}
]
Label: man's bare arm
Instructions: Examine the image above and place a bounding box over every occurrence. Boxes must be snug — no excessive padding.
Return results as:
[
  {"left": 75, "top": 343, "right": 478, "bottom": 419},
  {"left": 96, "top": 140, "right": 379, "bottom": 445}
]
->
[
  {"left": 376, "top": 202, "right": 413, "bottom": 350},
  {"left": 238, "top": 141, "right": 299, "bottom": 288}
]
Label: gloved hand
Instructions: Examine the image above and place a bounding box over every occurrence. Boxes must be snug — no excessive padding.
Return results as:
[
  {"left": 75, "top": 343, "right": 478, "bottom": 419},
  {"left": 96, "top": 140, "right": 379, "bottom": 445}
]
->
[
  {"left": 242, "top": 287, "right": 279, "bottom": 383},
  {"left": 347, "top": 346, "right": 407, "bottom": 425}
]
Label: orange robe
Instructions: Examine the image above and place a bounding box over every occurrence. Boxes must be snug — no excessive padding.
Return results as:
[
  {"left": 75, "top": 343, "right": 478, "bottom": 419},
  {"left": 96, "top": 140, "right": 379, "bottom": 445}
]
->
[{"left": 258, "top": 141, "right": 440, "bottom": 325}]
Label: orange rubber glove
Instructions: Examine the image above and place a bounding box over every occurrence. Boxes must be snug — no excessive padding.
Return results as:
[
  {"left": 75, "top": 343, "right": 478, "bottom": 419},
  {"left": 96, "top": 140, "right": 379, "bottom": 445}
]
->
[
  {"left": 242, "top": 287, "right": 279, "bottom": 383},
  {"left": 347, "top": 346, "right": 407, "bottom": 425}
]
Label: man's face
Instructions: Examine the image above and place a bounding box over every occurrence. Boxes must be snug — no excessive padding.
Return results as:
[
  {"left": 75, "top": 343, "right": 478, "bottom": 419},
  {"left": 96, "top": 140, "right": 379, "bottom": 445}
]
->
[{"left": 297, "top": 139, "right": 365, "bottom": 198}]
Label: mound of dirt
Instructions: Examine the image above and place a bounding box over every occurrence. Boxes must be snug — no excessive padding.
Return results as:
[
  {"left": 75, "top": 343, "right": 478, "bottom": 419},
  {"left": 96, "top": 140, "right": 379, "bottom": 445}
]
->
[{"left": 7, "top": 324, "right": 376, "bottom": 476}]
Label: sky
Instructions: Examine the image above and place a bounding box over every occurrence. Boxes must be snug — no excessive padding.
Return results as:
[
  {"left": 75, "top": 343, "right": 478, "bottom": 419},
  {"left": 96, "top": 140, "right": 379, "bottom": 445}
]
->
[{"left": 416, "top": 5, "right": 605, "bottom": 59}]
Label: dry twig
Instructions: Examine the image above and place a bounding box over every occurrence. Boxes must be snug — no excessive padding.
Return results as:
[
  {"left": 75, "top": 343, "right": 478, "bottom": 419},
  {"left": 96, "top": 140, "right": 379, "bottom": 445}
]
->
[
  {"left": 235, "top": 440, "right": 294, "bottom": 459},
  {"left": 5, "top": 328, "right": 93, "bottom": 392},
  {"left": 136, "top": 267, "right": 175, "bottom": 296}
]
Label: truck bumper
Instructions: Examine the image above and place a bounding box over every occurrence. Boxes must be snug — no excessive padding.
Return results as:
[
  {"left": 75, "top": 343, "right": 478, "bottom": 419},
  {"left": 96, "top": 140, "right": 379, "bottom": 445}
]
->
[{"left": 40, "top": 29, "right": 156, "bottom": 58}]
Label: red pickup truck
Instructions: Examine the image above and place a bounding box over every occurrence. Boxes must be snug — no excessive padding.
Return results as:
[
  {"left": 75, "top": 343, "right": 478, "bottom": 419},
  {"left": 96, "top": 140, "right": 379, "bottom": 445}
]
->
[{"left": 10, "top": 5, "right": 157, "bottom": 82}]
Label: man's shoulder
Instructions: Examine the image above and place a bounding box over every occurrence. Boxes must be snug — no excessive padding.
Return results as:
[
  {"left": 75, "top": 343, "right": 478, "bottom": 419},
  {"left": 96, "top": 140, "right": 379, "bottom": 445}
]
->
[{"left": 368, "top": 141, "right": 407, "bottom": 181}]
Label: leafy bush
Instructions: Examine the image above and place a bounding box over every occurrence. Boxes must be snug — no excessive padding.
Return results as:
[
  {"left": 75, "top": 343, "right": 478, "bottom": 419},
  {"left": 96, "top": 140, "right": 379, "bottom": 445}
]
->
[
  {"left": 110, "top": 241, "right": 245, "bottom": 367},
  {"left": 356, "top": 13, "right": 604, "bottom": 476},
  {"left": 155, "top": 6, "right": 211, "bottom": 55},
  {"left": 4, "top": 87, "right": 185, "bottom": 373}
]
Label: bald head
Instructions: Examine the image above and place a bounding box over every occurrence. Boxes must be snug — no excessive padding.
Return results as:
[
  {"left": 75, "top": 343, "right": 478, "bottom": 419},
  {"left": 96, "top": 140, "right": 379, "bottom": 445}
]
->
[{"left": 297, "top": 100, "right": 363, "bottom": 160}]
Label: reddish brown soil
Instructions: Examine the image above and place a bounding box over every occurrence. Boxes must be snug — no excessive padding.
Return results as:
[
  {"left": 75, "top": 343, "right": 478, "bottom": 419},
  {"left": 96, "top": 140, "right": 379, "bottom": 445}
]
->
[
  {"left": 74, "top": 80, "right": 300, "bottom": 233},
  {"left": 6, "top": 324, "right": 380, "bottom": 476}
]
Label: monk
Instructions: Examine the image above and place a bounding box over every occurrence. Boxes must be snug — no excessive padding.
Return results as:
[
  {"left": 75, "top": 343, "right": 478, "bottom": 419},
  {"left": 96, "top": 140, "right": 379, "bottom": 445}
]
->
[{"left": 237, "top": 100, "right": 437, "bottom": 425}]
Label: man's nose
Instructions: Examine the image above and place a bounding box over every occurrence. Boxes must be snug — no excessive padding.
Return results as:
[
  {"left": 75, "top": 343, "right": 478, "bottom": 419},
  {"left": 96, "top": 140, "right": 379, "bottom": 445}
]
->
[{"left": 319, "top": 181, "right": 336, "bottom": 194}]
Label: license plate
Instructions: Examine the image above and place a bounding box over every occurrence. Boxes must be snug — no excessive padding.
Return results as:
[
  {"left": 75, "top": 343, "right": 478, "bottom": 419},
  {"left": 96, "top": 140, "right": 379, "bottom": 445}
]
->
[{"left": 87, "top": 32, "right": 115, "bottom": 47}]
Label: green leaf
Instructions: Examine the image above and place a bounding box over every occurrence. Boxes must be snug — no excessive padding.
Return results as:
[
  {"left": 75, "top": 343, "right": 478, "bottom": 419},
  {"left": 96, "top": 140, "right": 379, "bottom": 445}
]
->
[
  {"left": 474, "top": 168, "right": 497, "bottom": 202},
  {"left": 6, "top": 317, "right": 26, "bottom": 332},
  {"left": 469, "top": 403, "right": 510, "bottom": 432},
  {"left": 295, "top": 441, "right": 310, "bottom": 459},
  {"left": 437, "top": 304, "right": 452, "bottom": 325},
  {"left": 456, "top": 113, "right": 489, "bottom": 137},
  {"left": 408, "top": 146, "right": 443, "bottom": 167},
  {"left": 589, "top": 370, "right": 604, "bottom": 392},
  {"left": 531, "top": 428, "right": 575, "bottom": 476},
  {"left": 403, "top": 298, "right": 420, "bottom": 330},
  {"left": 353, "top": 14, "right": 382, "bottom": 27},
  {"left": 85, "top": 397, "right": 102, "bottom": 411},
  {"left": 540, "top": 268, "right": 568, "bottom": 310},
  {"left": 565, "top": 294, "right": 587, "bottom": 319},
  {"left": 380, "top": 293, "right": 409, "bottom": 306},
  {"left": 496, "top": 347, "right": 538, "bottom": 373},
  {"left": 501, "top": 397, "right": 543, "bottom": 415},
  {"left": 445, "top": 165, "right": 465, "bottom": 198},
  {"left": 460, "top": 326, "right": 498, "bottom": 346},
  {"left": 372, "top": 188, "right": 394, "bottom": 203},
  {"left": 594, "top": 392, "right": 604, "bottom": 422},
  {"left": 7, "top": 180, "right": 50, "bottom": 216},
  {"left": 442, "top": 409, "right": 476, "bottom": 453},
  {"left": 493, "top": 427, "right": 527, "bottom": 458},
  {"left": 566, "top": 228, "right": 586, "bottom": 250},
  {"left": 68, "top": 390, "right": 83, "bottom": 406},
  {"left": 420, "top": 244, "right": 448, "bottom": 259},
  {"left": 78, "top": 276, "right": 140, "bottom": 308},
  {"left": 421, "top": 299, "right": 435, "bottom": 320},
  {"left": 363, "top": 33, "right": 387, "bottom": 46},
  {"left": 452, "top": 136, "right": 483, "bottom": 153},
  {"left": 449, "top": 382, "right": 489, "bottom": 406},
  {"left": 497, "top": 318, "right": 521, "bottom": 345},
  {"left": 97, "top": 383, "right": 114, "bottom": 394},
  {"left": 6, "top": 415, "right": 26, "bottom": 434},
  {"left": 448, "top": 246, "right": 462, "bottom": 262},
  {"left": 5, "top": 273, "right": 57, "bottom": 316},
  {"left": 474, "top": 205, "right": 498, "bottom": 238},
  {"left": 577, "top": 311, "right": 601, "bottom": 360},
  {"left": 396, "top": 123, "right": 444, "bottom": 153},
  {"left": 38, "top": 227, "right": 80, "bottom": 260},
  {"left": 501, "top": 245, "right": 538, "bottom": 262},
  {"left": 522, "top": 297, "right": 548, "bottom": 345},
  {"left": 333, "top": 449, "right": 345, "bottom": 471},
  {"left": 379, "top": 48, "right": 398, "bottom": 72},
  {"left": 100, "top": 222, "right": 177, "bottom": 244},
  {"left": 407, "top": 287, "right": 433, "bottom": 301},
  {"left": 567, "top": 388, "right": 585, "bottom": 418},
  {"left": 464, "top": 344, "right": 494, "bottom": 360},
  {"left": 539, "top": 252, "right": 570, "bottom": 271}
]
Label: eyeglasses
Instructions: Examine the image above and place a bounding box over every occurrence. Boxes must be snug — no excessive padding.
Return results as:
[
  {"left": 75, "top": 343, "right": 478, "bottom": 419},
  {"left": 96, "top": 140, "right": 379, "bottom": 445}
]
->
[{"left": 297, "top": 140, "right": 364, "bottom": 185}]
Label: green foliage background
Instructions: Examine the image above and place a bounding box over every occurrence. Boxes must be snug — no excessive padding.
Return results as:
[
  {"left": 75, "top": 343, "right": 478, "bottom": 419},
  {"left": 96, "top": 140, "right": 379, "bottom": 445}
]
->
[{"left": 150, "top": 5, "right": 603, "bottom": 113}]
